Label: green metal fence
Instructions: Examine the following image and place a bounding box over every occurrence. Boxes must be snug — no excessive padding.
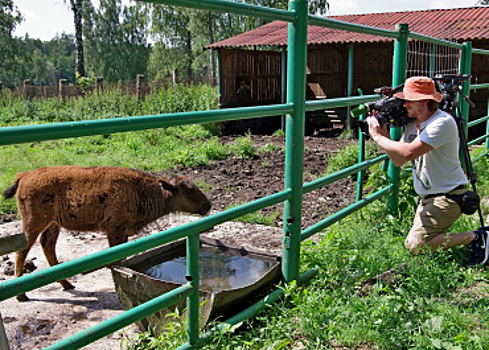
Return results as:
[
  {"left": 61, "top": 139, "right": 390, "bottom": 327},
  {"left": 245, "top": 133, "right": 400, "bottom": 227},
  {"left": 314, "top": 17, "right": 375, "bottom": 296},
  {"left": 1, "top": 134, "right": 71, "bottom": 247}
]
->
[{"left": 1, "top": 1, "right": 489, "bottom": 349}]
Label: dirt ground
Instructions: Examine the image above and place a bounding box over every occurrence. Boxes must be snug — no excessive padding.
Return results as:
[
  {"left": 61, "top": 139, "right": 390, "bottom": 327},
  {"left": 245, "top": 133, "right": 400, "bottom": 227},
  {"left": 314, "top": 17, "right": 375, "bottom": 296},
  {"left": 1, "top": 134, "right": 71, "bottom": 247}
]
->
[{"left": 0, "top": 131, "right": 357, "bottom": 349}]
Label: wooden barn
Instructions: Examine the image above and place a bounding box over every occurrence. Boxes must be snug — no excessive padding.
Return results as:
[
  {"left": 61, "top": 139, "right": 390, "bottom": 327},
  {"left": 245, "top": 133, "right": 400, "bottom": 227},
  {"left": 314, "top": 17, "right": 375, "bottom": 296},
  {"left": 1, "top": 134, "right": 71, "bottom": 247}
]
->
[{"left": 207, "top": 6, "right": 489, "bottom": 134}]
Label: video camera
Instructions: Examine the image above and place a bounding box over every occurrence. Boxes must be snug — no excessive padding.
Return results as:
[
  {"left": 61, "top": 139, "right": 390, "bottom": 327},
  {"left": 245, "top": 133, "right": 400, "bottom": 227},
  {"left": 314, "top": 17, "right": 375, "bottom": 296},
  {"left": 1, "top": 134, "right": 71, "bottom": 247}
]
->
[
  {"left": 433, "top": 74, "right": 475, "bottom": 115},
  {"left": 350, "top": 84, "right": 410, "bottom": 135}
]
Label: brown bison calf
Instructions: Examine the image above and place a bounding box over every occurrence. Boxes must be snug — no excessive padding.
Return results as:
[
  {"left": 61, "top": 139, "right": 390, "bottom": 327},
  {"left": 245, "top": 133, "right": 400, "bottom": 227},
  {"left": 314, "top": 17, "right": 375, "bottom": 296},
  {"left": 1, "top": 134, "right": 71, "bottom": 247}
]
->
[{"left": 3, "top": 166, "right": 212, "bottom": 301}]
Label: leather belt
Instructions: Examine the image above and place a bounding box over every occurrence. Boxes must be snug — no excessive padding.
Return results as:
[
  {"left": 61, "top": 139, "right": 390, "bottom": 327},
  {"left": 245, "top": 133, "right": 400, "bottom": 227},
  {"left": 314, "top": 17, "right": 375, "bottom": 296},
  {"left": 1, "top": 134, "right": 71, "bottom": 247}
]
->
[{"left": 422, "top": 184, "right": 467, "bottom": 200}]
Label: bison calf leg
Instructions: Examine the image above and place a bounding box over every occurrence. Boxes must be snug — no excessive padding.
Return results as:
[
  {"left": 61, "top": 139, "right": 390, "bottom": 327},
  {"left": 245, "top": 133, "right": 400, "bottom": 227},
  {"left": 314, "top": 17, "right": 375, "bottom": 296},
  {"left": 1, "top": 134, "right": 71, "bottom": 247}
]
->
[
  {"left": 14, "top": 248, "right": 32, "bottom": 302},
  {"left": 107, "top": 234, "right": 129, "bottom": 247},
  {"left": 40, "top": 223, "right": 75, "bottom": 290},
  {"left": 14, "top": 227, "right": 45, "bottom": 302}
]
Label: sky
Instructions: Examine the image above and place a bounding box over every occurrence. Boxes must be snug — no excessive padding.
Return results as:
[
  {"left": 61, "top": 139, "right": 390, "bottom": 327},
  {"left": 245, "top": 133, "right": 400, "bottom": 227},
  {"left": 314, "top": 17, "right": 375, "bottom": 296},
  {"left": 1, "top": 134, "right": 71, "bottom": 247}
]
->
[{"left": 13, "top": 0, "right": 480, "bottom": 41}]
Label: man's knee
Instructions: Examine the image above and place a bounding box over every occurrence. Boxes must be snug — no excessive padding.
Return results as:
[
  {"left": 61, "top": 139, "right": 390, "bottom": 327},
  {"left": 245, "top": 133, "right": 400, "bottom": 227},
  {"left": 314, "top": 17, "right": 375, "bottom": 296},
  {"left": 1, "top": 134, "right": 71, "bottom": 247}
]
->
[{"left": 405, "top": 236, "right": 425, "bottom": 254}]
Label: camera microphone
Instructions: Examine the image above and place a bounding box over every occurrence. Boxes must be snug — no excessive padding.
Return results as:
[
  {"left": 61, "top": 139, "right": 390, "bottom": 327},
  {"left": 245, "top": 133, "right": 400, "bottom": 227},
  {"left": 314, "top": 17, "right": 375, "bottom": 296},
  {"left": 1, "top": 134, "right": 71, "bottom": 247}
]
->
[{"left": 350, "top": 103, "right": 372, "bottom": 118}]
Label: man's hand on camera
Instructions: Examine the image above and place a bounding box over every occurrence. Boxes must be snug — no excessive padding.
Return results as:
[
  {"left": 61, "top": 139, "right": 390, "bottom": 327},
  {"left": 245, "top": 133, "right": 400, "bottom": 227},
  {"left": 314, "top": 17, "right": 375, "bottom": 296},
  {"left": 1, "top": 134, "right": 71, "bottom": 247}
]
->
[{"left": 366, "top": 115, "right": 390, "bottom": 142}]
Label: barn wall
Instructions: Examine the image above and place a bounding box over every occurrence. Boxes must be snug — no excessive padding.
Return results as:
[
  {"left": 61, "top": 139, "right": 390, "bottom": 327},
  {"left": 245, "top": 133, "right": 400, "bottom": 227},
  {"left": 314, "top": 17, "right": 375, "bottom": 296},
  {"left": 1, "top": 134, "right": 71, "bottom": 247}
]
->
[
  {"left": 470, "top": 40, "right": 489, "bottom": 108},
  {"left": 305, "top": 43, "right": 394, "bottom": 99},
  {"left": 306, "top": 45, "right": 345, "bottom": 99},
  {"left": 351, "top": 43, "right": 394, "bottom": 96},
  {"left": 472, "top": 41, "right": 489, "bottom": 82},
  {"left": 219, "top": 48, "right": 282, "bottom": 107}
]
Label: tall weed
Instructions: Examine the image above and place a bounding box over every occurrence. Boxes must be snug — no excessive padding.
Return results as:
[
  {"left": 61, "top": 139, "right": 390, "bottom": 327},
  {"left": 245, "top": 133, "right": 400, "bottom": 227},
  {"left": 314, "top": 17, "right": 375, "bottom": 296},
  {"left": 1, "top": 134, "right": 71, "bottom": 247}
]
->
[{"left": 0, "top": 83, "right": 219, "bottom": 125}]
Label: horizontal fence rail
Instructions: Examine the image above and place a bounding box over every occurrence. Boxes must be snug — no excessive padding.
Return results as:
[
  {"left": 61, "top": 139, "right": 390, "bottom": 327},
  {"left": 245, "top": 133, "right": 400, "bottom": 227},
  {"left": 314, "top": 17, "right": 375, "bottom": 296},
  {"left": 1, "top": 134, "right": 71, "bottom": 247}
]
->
[
  {"left": 0, "top": 104, "right": 294, "bottom": 146},
  {"left": 144, "top": 0, "right": 296, "bottom": 22},
  {"left": 1, "top": 1, "right": 489, "bottom": 349}
]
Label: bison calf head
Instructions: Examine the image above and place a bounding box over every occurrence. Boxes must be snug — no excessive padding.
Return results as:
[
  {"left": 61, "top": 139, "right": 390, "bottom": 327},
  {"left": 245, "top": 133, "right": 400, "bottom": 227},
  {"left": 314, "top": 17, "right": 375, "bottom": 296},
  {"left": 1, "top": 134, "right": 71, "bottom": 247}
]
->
[{"left": 160, "top": 175, "right": 211, "bottom": 215}]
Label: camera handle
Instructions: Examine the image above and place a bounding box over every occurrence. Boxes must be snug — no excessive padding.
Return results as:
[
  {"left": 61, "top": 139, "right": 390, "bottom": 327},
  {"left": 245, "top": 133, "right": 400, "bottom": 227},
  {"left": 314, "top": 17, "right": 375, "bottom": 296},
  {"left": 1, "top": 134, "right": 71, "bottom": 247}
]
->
[
  {"left": 458, "top": 89, "right": 476, "bottom": 109},
  {"left": 451, "top": 106, "right": 485, "bottom": 226}
]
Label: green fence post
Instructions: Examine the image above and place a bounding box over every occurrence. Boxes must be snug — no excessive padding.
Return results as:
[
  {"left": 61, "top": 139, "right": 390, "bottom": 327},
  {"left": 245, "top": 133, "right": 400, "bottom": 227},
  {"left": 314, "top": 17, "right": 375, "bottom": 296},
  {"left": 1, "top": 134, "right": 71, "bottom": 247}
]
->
[
  {"left": 459, "top": 41, "right": 473, "bottom": 135},
  {"left": 487, "top": 87, "right": 489, "bottom": 153},
  {"left": 356, "top": 88, "right": 365, "bottom": 202},
  {"left": 283, "top": 0, "right": 307, "bottom": 283},
  {"left": 388, "top": 23, "right": 409, "bottom": 215},
  {"left": 186, "top": 234, "right": 200, "bottom": 345},
  {"left": 346, "top": 44, "right": 354, "bottom": 129},
  {"left": 216, "top": 50, "right": 222, "bottom": 105},
  {"left": 281, "top": 48, "right": 287, "bottom": 131}
]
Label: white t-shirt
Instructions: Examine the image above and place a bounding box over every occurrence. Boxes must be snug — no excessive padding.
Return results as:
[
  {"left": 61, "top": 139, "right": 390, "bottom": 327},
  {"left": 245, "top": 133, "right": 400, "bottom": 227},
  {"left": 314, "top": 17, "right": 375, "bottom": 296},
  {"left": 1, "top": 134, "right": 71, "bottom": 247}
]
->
[{"left": 401, "top": 109, "right": 468, "bottom": 196}]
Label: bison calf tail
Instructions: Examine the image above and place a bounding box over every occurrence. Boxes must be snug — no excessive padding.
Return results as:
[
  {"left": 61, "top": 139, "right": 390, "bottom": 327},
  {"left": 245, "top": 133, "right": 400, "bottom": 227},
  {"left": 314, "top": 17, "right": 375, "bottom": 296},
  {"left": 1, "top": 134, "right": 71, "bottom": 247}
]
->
[{"left": 2, "top": 180, "right": 19, "bottom": 201}]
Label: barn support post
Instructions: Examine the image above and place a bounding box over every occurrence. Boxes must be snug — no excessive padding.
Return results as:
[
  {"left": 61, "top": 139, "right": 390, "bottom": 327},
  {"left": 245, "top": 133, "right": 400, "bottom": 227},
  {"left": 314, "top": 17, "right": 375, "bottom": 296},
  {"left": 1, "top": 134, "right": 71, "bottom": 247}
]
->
[
  {"left": 388, "top": 23, "right": 409, "bottom": 215},
  {"left": 346, "top": 44, "right": 354, "bottom": 129},
  {"left": 282, "top": 0, "right": 308, "bottom": 283}
]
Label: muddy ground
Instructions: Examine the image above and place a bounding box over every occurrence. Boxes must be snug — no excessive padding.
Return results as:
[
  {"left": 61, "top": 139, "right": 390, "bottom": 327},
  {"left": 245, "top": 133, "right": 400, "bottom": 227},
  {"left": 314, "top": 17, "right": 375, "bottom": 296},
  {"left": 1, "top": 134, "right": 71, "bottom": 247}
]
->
[{"left": 0, "top": 131, "right": 357, "bottom": 349}]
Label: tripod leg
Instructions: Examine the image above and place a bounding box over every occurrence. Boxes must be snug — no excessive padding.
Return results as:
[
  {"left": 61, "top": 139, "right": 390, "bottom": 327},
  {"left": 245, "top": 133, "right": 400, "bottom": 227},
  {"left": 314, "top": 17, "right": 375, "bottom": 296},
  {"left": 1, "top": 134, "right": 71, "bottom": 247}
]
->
[{"left": 454, "top": 110, "right": 485, "bottom": 227}]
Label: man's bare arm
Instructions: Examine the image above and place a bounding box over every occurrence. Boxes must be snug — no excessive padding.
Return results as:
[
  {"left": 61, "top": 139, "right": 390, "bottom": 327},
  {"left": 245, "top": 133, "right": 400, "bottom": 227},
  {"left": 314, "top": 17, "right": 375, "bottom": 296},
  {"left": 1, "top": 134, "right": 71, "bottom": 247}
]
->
[{"left": 366, "top": 117, "right": 433, "bottom": 167}]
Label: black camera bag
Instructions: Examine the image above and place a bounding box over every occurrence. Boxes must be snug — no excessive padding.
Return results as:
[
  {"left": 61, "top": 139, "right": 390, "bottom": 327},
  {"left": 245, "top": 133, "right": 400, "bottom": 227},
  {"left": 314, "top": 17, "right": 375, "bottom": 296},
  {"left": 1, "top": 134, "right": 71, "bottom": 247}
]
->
[{"left": 446, "top": 190, "right": 480, "bottom": 215}]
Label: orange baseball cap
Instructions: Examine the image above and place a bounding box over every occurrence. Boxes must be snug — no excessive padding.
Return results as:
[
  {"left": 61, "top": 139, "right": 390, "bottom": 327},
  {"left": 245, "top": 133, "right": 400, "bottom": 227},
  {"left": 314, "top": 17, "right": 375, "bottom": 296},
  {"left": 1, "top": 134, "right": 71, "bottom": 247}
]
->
[{"left": 394, "top": 76, "right": 443, "bottom": 102}]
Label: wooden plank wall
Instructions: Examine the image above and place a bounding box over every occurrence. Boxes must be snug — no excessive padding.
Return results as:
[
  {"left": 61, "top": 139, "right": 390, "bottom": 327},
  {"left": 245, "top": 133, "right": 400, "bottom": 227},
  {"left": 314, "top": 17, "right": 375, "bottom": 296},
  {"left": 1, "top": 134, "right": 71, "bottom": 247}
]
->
[
  {"left": 220, "top": 48, "right": 282, "bottom": 106},
  {"left": 306, "top": 45, "right": 344, "bottom": 99},
  {"left": 306, "top": 43, "right": 393, "bottom": 99},
  {"left": 352, "top": 43, "right": 394, "bottom": 96}
]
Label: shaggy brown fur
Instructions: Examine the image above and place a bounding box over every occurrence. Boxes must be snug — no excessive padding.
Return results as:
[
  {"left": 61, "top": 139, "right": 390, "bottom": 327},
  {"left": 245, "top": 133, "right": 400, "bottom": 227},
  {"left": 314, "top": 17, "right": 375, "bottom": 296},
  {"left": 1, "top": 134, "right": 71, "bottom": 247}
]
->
[{"left": 3, "top": 166, "right": 211, "bottom": 301}]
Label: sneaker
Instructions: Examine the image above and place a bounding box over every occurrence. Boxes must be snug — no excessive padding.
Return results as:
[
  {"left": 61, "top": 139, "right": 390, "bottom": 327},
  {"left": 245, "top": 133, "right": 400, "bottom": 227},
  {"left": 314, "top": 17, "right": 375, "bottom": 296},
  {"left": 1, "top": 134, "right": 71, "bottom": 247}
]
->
[{"left": 467, "top": 227, "right": 489, "bottom": 266}]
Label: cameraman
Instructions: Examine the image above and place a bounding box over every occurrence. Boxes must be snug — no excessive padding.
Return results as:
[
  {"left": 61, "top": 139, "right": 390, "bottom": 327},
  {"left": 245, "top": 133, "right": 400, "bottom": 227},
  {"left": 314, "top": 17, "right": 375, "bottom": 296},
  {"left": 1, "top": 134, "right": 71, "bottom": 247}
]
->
[{"left": 366, "top": 76, "right": 488, "bottom": 266}]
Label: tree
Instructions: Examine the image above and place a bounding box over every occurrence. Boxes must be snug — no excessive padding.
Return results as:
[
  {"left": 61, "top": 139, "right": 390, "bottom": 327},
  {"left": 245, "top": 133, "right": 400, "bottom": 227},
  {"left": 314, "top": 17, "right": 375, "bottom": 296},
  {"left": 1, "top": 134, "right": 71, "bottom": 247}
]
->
[
  {"left": 477, "top": 0, "right": 489, "bottom": 4},
  {"left": 151, "top": 5, "right": 194, "bottom": 82},
  {"left": 69, "top": 0, "right": 85, "bottom": 78},
  {"left": 12, "top": 34, "right": 76, "bottom": 87},
  {"left": 0, "top": 0, "right": 25, "bottom": 81},
  {"left": 148, "top": 42, "right": 188, "bottom": 84},
  {"left": 120, "top": 4, "right": 151, "bottom": 80},
  {"left": 47, "top": 34, "right": 77, "bottom": 84},
  {"left": 83, "top": 0, "right": 151, "bottom": 83}
]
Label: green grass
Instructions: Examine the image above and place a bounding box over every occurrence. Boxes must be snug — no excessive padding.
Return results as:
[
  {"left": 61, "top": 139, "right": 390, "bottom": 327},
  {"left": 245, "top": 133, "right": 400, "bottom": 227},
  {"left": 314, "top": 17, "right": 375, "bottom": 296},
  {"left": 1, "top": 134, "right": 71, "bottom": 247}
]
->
[{"left": 224, "top": 202, "right": 280, "bottom": 226}]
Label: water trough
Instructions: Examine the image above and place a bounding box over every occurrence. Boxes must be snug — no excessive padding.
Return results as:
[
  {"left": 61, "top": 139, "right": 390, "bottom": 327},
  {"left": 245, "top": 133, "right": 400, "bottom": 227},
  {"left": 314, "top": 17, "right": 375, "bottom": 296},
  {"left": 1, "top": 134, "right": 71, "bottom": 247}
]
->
[{"left": 111, "top": 236, "right": 282, "bottom": 333}]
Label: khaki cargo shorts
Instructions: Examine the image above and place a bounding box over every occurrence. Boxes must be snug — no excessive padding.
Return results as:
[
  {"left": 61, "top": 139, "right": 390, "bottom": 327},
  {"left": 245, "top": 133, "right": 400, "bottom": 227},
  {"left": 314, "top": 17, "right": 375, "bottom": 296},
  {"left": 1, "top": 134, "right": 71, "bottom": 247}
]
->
[{"left": 405, "top": 189, "right": 465, "bottom": 246}]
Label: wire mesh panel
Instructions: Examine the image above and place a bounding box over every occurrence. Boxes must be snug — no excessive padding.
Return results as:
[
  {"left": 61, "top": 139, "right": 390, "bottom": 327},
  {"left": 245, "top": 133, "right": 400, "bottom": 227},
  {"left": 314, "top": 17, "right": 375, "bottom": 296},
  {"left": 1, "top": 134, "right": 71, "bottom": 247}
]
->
[{"left": 407, "top": 39, "right": 461, "bottom": 78}]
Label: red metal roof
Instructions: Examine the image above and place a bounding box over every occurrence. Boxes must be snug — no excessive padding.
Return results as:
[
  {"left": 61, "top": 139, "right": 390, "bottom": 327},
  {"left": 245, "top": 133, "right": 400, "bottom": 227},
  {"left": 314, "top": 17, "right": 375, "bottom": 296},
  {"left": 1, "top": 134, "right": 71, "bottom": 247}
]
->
[{"left": 207, "top": 6, "right": 489, "bottom": 48}]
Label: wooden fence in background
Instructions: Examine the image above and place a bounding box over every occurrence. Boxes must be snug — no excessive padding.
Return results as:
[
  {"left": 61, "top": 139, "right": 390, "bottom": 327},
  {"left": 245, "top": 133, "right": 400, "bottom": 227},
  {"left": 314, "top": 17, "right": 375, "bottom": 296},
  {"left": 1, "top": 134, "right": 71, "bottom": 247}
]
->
[{"left": 1, "top": 73, "right": 216, "bottom": 101}]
